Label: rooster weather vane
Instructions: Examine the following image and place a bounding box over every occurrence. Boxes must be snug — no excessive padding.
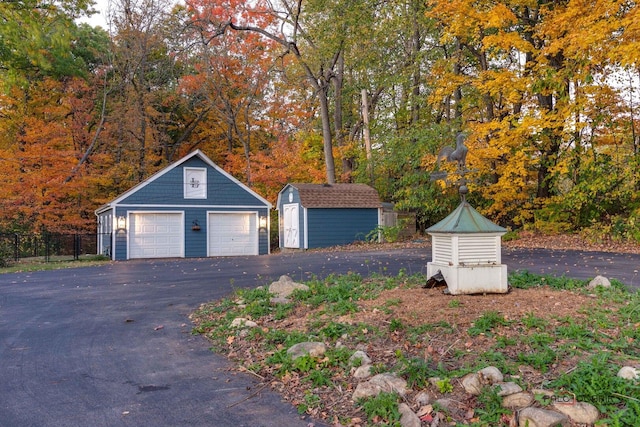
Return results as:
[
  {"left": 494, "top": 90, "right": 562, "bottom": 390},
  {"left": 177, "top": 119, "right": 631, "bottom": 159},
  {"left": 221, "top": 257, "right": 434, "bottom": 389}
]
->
[{"left": 430, "top": 132, "right": 473, "bottom": 202}]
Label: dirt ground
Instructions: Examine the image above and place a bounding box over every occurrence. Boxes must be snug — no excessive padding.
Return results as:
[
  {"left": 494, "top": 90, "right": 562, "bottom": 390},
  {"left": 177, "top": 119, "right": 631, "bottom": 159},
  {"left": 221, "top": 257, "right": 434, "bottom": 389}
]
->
[
  {"left": 501, "top": 231, "right": 640, "bottom": 254},
  {"left": 204, "top": 233, "right": 639, "bottom": 425}
]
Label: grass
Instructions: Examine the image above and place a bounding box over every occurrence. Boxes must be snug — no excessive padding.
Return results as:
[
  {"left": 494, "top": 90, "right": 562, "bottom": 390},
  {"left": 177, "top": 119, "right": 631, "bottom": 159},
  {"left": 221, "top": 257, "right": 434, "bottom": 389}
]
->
[
  {"left": 191, "top": 270, "right": 640, "bottom": 426},
  {"left": 0, "top": 254, "right": 110, "bottom": 274},
  {"left": 550, "top": 353, "right": 640, "bottom": 426},
  {"left": 467, "top": 310, "right": 511, "bottom": 337},
  {"left": 357, "top": 391, "right": 401, "bottom": 425}
]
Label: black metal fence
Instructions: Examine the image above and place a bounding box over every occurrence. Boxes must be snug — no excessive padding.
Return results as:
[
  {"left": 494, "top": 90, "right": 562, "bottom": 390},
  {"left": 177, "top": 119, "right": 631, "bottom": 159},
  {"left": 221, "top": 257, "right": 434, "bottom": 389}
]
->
[{"left": 0, "top": 233, "right": 101, "bottom": 264}]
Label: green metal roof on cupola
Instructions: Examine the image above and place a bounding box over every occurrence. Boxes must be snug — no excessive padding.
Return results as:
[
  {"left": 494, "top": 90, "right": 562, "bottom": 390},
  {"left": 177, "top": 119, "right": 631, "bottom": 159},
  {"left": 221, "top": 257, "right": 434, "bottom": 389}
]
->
[{"left": 427, "top": 201, "right": 506, "bottom": 234}]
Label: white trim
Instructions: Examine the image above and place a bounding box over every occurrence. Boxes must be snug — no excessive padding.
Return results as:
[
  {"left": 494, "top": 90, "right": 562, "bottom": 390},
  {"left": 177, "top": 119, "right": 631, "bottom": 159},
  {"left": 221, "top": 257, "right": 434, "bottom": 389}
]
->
[
  {"left": 127, "top": 211, "right": 185, "bottom": 259},
  {"left": 282, "top": 203, "right": 300, "bottom": 248},
  {"left": 275, "top": 183, "right": 293, "bottom": 210},
  {"left": 207, "top": 210, "right": 259, "bottom": 256},
  {"left": 183, "top": 167, "right": 207, "bottom": 199},
  {"left": 266, "top": 210, "right": 271, "bottom": 255},
  {"left": 196, "top": 151, "right": 272, "bottom": 208},
  {"left": 95, "top": 150, "right": 271, "bottom": 215},
  {"left": 112, "top": 212, "right": 117, "bottom": 260},
  {"left": 303, "top": 206, "right": 309, "bottom": 249},
  {"left": 112, "top": 203, "right": 266, "bottom": 209}
]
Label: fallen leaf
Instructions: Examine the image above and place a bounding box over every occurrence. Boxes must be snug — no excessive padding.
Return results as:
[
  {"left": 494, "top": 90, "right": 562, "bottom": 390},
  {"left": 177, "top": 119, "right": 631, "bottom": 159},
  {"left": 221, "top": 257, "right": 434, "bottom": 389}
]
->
[
  {"left": 419, "top": 413, "right": 433, "bottom": 422},
  {"left": 154, "top": 325, "right": 164, "bottom": 331},
  {"left": 417, "top": 404, "right": 433, "bottom": 417}
]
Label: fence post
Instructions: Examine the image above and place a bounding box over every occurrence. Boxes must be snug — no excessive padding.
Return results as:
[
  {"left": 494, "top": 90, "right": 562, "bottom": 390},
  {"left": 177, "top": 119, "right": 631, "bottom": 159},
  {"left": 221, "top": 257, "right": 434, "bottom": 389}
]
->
[
  {"left": 45, "top": 233, "right": 50, "bottom": 262},
  {"left": 14, "top": 234, "right": 18, "bottom": 262}
]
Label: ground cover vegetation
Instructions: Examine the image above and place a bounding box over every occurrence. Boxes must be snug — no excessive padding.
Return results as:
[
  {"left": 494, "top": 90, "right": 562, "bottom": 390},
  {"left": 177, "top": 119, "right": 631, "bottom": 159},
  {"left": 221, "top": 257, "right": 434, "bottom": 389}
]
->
[
  {"left": 1, "top": 0, "right": 640, "bottom": 242},
  {"left": 191, "top": 270, "right": 640, "bottom": 426},
  {"left": 0, "top": 254, "right": 109, "bottom": 273}
]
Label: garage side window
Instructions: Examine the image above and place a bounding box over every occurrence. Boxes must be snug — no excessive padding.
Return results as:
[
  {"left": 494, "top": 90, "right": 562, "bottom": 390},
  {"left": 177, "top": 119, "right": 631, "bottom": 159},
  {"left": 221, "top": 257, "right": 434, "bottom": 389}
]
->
[{"left": 184, "top": 167, "right": 207, "bottom": 199}]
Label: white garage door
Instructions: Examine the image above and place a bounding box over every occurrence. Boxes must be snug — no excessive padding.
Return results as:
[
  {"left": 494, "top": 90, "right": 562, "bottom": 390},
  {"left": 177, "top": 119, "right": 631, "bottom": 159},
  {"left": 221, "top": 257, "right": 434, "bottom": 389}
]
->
[
  {"left": 208, "top": 212, "right": 258, "bottom": 256},
  {"left": 129, "top": 213, "right": 184, "bottom": 259}
]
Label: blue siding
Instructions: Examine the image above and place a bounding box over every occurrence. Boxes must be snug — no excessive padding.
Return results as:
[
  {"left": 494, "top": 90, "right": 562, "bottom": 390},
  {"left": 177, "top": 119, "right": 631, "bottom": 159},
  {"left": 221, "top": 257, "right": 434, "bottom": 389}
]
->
[
  {"left": 120, "top": 157, "right": 266, "bottom": 207},
  {"left": 103, "top": 152, "right": 271, "bottom": 260},
  {"left": 307, "top": 208, "right": 378, "bottom": 249},
  {"left": 113, "top": 208, "right": 128, "bottom": 260},
  {"left": 184, "top": 206, "right": 207, "bottom": 258},
  {"left": 112, "top": 206, "right": 270, "bottom": 260}
]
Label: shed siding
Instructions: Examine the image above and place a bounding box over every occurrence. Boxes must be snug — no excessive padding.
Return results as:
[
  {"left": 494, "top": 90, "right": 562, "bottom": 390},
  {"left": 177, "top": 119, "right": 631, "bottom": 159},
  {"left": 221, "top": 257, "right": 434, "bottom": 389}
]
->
[{"left": 306, "top": 208, "right": 378, "bottom": 248}]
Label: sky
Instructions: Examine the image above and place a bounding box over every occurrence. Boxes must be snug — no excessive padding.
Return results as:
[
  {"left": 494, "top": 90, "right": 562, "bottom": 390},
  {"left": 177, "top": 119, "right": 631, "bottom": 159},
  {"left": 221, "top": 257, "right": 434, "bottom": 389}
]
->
[{"left": 76, "top": 0, "right": 110, "bottom": 29}]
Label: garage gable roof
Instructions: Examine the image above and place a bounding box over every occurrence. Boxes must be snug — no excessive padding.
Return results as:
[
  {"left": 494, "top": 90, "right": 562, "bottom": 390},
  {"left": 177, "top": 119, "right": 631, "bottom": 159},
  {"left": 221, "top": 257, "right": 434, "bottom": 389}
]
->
[
  {"left": 288, "top": 183, "right": 381, "bottom": 208},
  {"left": 95, "top": 150, "right": 271, "bottom": 214}
]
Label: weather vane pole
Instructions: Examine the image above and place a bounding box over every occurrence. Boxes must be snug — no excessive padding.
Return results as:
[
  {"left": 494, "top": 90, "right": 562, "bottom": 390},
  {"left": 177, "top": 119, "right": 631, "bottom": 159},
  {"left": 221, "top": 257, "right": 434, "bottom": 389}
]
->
[{"left": 430, "top": 132, "right": 471, "bottom": 202}]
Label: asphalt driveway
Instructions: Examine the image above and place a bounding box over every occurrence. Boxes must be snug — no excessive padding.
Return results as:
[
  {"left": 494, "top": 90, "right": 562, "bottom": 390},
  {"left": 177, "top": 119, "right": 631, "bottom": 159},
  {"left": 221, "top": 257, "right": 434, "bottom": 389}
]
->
[{"left": 1, "top": 246, "right": 638, "bottom": 426}]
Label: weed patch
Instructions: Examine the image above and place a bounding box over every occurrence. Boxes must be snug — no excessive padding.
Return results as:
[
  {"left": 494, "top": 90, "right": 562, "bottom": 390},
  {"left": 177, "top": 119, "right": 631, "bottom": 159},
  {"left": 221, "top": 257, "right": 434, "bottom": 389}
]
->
[{"left": 190, "top": 271, "right": 639, "bottom": 426}]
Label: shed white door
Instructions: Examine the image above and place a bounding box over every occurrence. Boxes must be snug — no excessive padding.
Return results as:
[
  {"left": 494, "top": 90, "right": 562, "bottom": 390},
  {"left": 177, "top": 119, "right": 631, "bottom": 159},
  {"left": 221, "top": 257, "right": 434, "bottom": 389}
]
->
[
  {"left": 208, "top": 212, "right": 258, "bottom": 256},
  {"left": 283, "top": 203, "right": 299, "bottom": 248},
  {"left": 129, "top": 213, "right": 184, "bottom": 259}
]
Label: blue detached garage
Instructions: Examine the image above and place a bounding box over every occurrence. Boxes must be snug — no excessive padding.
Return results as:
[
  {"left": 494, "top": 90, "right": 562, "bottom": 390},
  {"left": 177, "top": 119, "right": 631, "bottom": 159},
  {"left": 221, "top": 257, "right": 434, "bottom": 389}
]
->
[
  {"left": 95, "top": 150, "right": 272, "bottom": 260},
  {"left": 276, "top": 183, "right": 382, "bottom": 250}
]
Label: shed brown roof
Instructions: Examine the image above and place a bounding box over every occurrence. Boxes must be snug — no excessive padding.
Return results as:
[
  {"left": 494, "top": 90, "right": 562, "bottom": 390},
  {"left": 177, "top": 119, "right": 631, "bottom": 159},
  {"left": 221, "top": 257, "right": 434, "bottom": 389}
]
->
[{"left": 291, "top": 183, "right": 381, "bottom": 208}]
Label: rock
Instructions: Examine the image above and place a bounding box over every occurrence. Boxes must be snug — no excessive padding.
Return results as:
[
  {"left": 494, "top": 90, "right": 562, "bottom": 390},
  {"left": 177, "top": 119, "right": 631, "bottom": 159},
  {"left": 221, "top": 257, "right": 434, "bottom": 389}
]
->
[
  {"left": 286, "top": 342, "right": 326, "bottom": 360},
  {"left": 461, "top": 373, "right": 483, "bottom": 395},
  {"left": 352, "top": 373, "right": 408, "bottom": 400},
  {"left": 531, "top": 389, "right": 554, "bottom": 397},
  {"left": 268, "top": 275, "right": 309, "bottom": 297},
  {"left": 368, "top": 373, "right": 408, "bottom": 396},
  {"left": 495, "top": 382, "right": 523, "bottom": 396},
  {"left": 398, "top": 403, "right": 421, "bottom": 427},
  {"left": 230, "top": 317, "right": 258, "bottom": 328},
  {"left": 502, "top": 392, "right": 534, "bottom": 409},
  {"left": 617, "top": 366, "right": 639, "bottom": 380},
  {"left": 518, "top": 407, "right": 570, "bottom": 427},
  {"left": 414, "top": 391, "right": 431, "bottom": 406},
  {"left": 478, "top": 366, "right": 504, "bottom": 384},
  {"left": 352, "top": 381, "right": 384, "bottom": 401},
  {"left": 552, "top": 401, "right": 599, "bottom": 424},
  {"left": 269, "top": 296, "right": 291, "bottom": 305},
  {"left": 588, "top": 275, "right": 611, "bottom": 289},
  {"left": 349, "top": 350, "right": 372, "bottom": 366},
  {"left": 352, "top": 365, "right": 373, "bottom": 379},
  {"left": 434, "top": 397, "right": 461, "bottom": 414}
]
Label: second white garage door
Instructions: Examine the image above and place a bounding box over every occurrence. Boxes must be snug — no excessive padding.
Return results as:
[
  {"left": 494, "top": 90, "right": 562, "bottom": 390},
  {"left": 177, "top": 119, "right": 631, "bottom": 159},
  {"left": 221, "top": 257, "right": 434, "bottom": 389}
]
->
[
  {"left": 129, "top": 212, "right": 184, "bottom": 259},
  {"left": 208, "top": 212, "right": 258, "bottom": 256}
]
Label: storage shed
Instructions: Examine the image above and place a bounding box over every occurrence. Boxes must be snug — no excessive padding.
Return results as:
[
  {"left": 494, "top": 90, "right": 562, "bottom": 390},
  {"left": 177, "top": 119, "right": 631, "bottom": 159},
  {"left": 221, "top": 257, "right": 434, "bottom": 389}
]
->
[
  {"left": 276, "top": 183, "right": 382, "bottom": 250},
  {"left": 95, "top": 150, "right": 272, "bottom": 260}
]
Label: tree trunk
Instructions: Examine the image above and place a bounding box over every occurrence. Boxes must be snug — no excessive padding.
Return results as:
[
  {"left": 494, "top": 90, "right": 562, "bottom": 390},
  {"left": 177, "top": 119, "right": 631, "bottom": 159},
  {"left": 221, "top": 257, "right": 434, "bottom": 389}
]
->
[
  {"left": 361, "top": 89, "right": 373, "bottom": 184},
  {"left": 319, "top": 83, "right": 336, "bottom": 184},
  {"left": 218, "top": 20, "right": 339, "bottom": 184}
]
